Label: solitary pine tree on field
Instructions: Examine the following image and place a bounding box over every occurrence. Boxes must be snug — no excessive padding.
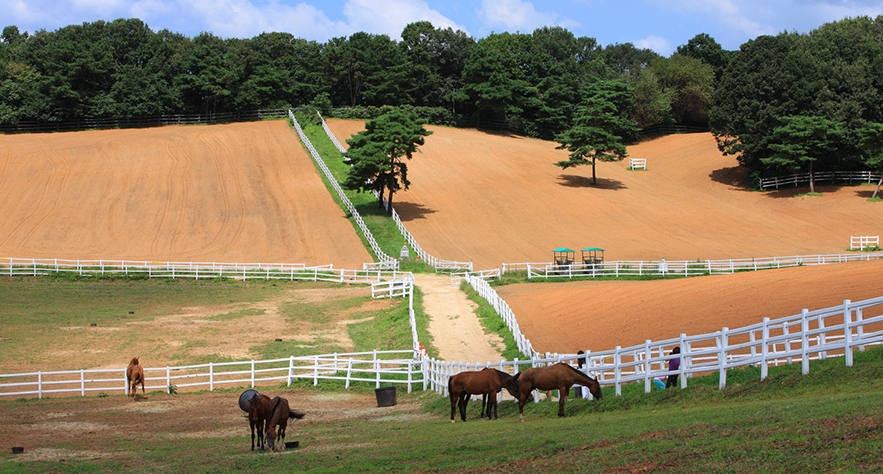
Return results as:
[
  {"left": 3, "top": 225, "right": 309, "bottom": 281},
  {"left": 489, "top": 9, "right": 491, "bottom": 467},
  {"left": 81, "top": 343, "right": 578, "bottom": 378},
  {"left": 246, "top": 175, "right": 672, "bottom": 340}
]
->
[
  {"left": 554, "top": 95, "right": 637, "bottom": 185},
  {"left": 343, "top": 110, "right": 432, "bottom": 214}
]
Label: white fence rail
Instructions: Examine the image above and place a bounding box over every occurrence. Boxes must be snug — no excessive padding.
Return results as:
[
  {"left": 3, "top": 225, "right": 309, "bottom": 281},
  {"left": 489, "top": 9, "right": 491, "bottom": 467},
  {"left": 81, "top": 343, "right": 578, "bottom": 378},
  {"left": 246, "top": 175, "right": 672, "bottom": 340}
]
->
[
  {"left": 0, "top": 257, "right": 411, "bottom": 283},
  {"left": 851, "top": 236, "right": 879, "bottom": 250},
  {"left": 500, "top": 251, "right": 883, "bottom": 280},
  {"left": 289, "top": 110, "right": 398, "bottom": 270},
  {"left": 757, "top": 170, "right": 882, "bottom": 191},
  {"left": 0, "top": 351, "right": 423, "bottom": 399},
  {"left": 318, "top": 111, "right": 348, "bottom": 154},
  {"left": 423, "top": 294, "right": 883, "bottom": 400}
]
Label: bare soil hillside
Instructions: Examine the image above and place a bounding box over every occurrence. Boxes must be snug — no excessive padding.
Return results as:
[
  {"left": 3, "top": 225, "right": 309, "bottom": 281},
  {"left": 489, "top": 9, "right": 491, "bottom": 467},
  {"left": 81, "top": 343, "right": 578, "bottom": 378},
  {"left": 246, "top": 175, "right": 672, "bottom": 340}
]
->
[
  {"left": 0, "top": 121, "right": 372, "bottom": 267},
  {"left": 328, "top": 119, "right": 883, "bottom": 270},
  {"left": 496, "top": 259, "right": 883, "bottom": 354},
  {"left": 328, "top": 119, "right": 883, "bottom": 355}
]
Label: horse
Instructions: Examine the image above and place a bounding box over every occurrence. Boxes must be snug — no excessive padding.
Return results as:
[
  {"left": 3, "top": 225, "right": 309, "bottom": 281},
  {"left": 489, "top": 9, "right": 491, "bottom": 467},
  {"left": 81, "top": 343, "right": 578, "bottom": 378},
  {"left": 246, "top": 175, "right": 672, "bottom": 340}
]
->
[
  {"left": 247, "top": 393, "right": 272, "bottom": 451},
  {"left": 126, "top": 357, "right": 145, "bottom": 399},
  {"left": 448, "top": 368, "right": 520, "bottom": 422},
  {"left": 513, "top": 363, "right": 602, "bottom": 421},
  {"left": 264, "top": 396, "right": 305, "bottom": 452}
]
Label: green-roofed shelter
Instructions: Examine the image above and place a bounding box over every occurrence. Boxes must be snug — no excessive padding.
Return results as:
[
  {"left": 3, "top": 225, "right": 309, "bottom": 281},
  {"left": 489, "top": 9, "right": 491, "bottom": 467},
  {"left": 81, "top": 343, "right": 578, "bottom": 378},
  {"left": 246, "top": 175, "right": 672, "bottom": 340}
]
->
[
  {"left": 553, "top": 248, "right": 575, "bottom": 266},
  {"left": 581, "top": 247, "right": 605, "bottom": 265}
]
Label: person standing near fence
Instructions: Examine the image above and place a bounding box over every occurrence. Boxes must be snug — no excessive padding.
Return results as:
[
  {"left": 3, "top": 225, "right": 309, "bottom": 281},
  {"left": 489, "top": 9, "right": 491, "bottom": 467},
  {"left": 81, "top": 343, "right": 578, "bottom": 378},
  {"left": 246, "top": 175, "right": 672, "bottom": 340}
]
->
[{"left": 665, "top": 347, "right": 681, "bottom": 388}]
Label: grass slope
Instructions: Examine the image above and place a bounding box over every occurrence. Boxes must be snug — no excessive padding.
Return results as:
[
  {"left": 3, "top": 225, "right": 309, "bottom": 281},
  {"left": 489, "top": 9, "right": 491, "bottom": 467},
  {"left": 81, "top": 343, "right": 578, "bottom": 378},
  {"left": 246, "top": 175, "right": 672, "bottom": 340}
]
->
[{"left": 1, "top": 346, "right": 880, "bottom": 473}]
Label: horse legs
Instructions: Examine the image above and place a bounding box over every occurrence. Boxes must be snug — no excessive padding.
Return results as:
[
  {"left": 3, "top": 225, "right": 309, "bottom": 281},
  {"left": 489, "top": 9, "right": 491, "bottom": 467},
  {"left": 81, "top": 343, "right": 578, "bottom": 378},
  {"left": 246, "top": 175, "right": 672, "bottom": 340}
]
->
[
  {"left": 250, "top": 420, "right": 256, "bottom": 451},
  {"left": 557, "top": 385, "right": 571, "bottom": 417},
  {"left": 458, "top": 393, "right": 470, "bottom": 421},
  {"left": 450, "top": 390, "right": 458, "bottom": 422}
]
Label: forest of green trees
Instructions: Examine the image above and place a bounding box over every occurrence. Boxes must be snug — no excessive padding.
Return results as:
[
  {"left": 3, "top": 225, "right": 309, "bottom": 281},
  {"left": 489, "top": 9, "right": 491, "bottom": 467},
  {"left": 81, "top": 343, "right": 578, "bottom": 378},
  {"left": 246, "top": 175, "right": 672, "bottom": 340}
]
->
[{"left": 2, "top": 16, "right": 883, "bottom": 183}]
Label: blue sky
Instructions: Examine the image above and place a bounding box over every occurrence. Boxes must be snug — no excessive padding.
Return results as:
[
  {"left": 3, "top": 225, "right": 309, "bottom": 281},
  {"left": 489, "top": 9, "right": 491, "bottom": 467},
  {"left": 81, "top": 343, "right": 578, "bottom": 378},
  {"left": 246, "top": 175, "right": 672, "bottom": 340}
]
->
[{"left": 2, "top": 0, "right": 882, "bottom": 55}]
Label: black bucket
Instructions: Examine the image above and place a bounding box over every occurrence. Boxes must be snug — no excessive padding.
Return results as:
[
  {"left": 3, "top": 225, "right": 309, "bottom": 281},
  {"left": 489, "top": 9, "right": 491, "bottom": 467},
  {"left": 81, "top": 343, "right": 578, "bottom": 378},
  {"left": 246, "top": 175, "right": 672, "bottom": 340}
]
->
[
  {"left": 375, "top": 386, "right": 396, "bottom": 407},
  {"left": 11, "top": 447, "right": 24, "bottom": 454},
  {"left": 238, "top": 389, "right": 260, "bottom": 412}
]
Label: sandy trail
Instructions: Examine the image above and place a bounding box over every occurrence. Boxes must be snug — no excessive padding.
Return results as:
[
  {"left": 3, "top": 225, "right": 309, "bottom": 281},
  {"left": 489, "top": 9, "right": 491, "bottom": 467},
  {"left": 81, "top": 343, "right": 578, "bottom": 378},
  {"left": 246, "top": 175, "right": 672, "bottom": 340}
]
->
[{"left": 415, "top": 273, "right": 503, "bottom": 364}]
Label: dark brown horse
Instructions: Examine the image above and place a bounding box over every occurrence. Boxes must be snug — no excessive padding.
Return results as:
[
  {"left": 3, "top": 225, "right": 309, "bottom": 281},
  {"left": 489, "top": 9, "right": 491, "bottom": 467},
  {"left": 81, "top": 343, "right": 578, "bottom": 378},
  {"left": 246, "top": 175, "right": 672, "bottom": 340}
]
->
[
  {"left": 265, "top": 396, "right": 305, "bottom": 452},
  {"left": 448, "top": 368, "right": 519, "bottom": 422},
  {"left": 513, "top": 363, "right": 602, "bottom": 421},
  {"left": 126, "top": 357, "right": 145, "bottom": 399},
  {"left": 247, "top": 393, "right": 272, "bottom": 451}
]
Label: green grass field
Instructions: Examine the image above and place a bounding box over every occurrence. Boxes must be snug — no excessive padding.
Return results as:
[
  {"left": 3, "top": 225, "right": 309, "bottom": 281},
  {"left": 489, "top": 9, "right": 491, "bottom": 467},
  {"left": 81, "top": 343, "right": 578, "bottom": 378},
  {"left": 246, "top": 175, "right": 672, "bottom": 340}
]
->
[{"left": 2, "top": 345, "right": 880, "bottom": 473}]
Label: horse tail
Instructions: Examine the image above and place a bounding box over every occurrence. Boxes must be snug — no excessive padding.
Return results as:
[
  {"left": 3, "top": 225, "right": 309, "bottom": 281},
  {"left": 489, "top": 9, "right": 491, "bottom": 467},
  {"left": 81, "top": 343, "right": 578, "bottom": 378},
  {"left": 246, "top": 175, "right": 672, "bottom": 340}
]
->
[{"left": 447, "top": 375, "right": 453, "bottom": 396}]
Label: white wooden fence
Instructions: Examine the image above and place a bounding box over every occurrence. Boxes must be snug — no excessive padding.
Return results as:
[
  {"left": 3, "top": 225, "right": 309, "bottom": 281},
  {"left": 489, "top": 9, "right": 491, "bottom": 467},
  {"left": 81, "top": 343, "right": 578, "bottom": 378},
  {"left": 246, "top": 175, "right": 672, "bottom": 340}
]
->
[
  {"left": 3, "top": 268, "right": 882, "bottom": 402},
  {"left": 0, "top": 257, "right": 412, "bottom": 283},
  {"left": 0, "top": 351, "right": 423, "bottom": 399},
  {"left": 628, "top": 158, "right": 647, "bottom": 170},
  {"left": 289, "top": 110, "right": 398, "bottom": 270},
  {"left": 424, "top": 290, "right": 883, "bottom": 400},
  {"left": 500, "top": 251, "right": 883, "bottom": 280},
  {"left": 757, "top": 170, "right": 882, "bottom": 191},
  {"left": 318, "top": 111, "right": 348, "bottom": 154},
  {"left": 851, "top": 236, "right": 880, "bottom": 250}
]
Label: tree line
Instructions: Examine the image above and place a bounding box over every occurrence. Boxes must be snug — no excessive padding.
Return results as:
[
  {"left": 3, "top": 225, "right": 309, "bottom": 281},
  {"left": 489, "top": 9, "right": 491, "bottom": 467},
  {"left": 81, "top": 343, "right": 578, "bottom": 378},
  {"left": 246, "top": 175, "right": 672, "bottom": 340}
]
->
[{"left": 2, "top": 16, "right": 883, "bottom": 188}]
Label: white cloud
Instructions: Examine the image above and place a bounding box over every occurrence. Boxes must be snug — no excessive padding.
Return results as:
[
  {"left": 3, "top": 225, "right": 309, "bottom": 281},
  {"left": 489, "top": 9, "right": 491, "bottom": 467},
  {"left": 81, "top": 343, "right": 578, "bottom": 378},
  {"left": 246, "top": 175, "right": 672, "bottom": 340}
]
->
[
  {"left": 342, "top": 0, "right": 469, "bottom": 38},
  {"left": 634, "top": 34, "right": 672, "bottom": 55},
  {"left": 477, "top": 0, "right": 575, "bottom": 34}
]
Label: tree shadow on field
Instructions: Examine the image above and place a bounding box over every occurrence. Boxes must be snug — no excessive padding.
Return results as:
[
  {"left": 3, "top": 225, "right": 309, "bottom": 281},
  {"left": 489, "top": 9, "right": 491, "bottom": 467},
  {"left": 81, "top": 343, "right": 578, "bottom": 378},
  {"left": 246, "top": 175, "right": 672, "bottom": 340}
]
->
[
  {"left": 557, "top": 174, "right": 626, "bottom": 190},
  {"left": 709, "top": 166, "right": 750, "bottom": 190},
  {"left": 394, "top": 201, "right": 437, "bottom": 222}
]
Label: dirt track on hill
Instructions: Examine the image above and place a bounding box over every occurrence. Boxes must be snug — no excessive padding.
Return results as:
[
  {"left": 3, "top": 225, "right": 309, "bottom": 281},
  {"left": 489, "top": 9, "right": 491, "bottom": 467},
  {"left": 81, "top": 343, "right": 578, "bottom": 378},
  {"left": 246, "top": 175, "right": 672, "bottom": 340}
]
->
[{"left": 0, "top": 121, "right": 371, "bottom": 267}]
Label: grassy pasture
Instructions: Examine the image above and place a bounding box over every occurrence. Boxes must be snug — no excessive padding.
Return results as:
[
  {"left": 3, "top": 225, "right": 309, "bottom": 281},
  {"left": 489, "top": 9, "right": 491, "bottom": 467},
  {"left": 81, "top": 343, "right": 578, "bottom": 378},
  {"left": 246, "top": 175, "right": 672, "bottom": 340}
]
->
[
  {"left": 0, "top": 276, "right": 423, "bottom": 375},
  {"left": 1, "top": 346, "right": 881, "bottom": 473}
]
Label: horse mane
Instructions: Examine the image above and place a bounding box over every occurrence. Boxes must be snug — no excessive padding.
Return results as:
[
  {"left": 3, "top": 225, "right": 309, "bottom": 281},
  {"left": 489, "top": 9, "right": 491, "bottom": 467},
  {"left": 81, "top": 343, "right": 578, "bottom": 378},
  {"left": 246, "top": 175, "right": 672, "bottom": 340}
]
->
[{"left": 563, "top": 363, "right": 595, "bottom": 382}]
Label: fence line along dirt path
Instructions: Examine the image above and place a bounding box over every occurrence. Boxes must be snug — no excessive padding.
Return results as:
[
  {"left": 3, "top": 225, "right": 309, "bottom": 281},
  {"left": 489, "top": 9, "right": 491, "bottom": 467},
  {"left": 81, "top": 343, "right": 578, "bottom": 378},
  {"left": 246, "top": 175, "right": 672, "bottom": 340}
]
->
[{"left": 414, "top": 273, "right": 503, "bottom": 364}]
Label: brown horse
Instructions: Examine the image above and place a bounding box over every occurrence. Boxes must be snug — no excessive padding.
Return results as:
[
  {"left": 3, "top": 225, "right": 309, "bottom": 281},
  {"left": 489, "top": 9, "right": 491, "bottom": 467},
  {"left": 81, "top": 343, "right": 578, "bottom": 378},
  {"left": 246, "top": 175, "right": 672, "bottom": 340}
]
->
[
  {"left": 126, "top": 357, "right": 145, "bottom": 399},
  {"left": 513, "top": 363, "right": 602, "bottom": 421},
  {"left": 265, "top": 396, "right": 305, "bottom": 452},
  {"left": 247, "top": 393, "right": 272, "bottom": 451},
  {"left": 448, "top": 368, "right": 519, "bottom": 422}
]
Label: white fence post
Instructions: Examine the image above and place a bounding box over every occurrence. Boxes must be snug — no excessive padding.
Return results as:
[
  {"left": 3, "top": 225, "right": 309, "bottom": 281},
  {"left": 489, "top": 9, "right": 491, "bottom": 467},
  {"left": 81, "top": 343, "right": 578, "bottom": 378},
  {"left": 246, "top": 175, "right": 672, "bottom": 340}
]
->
[
  {"left": 643, "top": 340, "right": 651, "bottom": 394},
  {"left": 844, "top": 300, "right": 854, "bottom": 367},
  {"left": 718, "top": 328, "right": 728, "bottom": 390},
  {"left": 760, "top": 318, "right": 770, "bottom": 381},
  {"left": 614, "top": 346, "right": 622, "bottom": 397},
  {"left": 801, "top": 309, "right": 810, "bottom": 375}
]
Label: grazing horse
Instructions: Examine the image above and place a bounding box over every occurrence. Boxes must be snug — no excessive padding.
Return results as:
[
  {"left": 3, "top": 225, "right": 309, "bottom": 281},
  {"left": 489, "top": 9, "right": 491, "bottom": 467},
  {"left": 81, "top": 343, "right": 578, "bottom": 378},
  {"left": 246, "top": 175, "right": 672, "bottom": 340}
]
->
[
  {"left": 513, "top": 363, "right": 602, "bottom": 421},
  {"left": 126, "top": 357, "right": 145, "bottom": 399},
  {"left": 247, "top": 393, "right": 272, "bottom": 451},
  {"left": 265, "top": 396, "right": 305, "bottom": 452},
  {"left": 448, "top": 368, "right": 520, "bottom": 422}
]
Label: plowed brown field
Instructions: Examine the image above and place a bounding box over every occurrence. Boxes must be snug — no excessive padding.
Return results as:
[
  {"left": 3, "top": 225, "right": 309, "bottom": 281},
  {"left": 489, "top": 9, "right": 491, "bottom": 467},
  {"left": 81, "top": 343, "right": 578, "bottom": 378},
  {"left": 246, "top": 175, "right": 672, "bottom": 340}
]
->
[
  {"left": 328, "top": 119, "right": 882, "bottom": 270},
  {"left": 0, "top": 121, "right": 371, "bottom": 267},
  {"left": 328, "top": 119, "right": 883, "bottom": 353}
]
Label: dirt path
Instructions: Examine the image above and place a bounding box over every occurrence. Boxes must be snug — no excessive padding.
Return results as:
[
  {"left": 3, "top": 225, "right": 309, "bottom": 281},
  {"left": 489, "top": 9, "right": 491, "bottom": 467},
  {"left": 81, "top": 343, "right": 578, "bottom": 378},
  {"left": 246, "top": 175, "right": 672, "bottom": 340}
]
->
[{"left": 414, "top": 273, "right": 503, "bottom": 364}]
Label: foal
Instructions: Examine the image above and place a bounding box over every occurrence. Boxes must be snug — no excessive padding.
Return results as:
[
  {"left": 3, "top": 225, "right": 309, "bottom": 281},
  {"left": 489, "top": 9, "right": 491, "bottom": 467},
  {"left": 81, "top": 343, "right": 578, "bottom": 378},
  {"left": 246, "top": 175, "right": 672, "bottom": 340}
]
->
[
  {"left": 126, "top": 357, "right": 145, "bottom": 399},
  {"left": 265, "top": 396, "right": 305, "bottom": 452},
  {"left": 247, "top": 393, "right": 272, "bottom": 451}
]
